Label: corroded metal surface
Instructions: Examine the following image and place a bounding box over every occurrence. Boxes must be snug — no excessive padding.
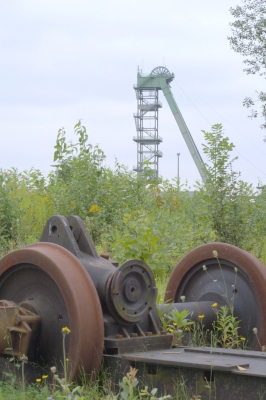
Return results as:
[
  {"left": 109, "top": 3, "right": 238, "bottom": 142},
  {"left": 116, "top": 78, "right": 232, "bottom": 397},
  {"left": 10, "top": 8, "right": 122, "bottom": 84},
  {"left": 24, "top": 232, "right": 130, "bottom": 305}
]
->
[
  {"left": 118, "top": 347, "right": 266, "bottom": 399},
  {"left": 0, "top": 242, "right": 104, "bottom": 381},
  {"left": 0, "top": 300, "right": 40, "bottom": 357},
  {"left": 1, "top": 214, "right": 266, "bottom": 397},
  {"left": 106, "top": 259, "right": 157, "bottom": 325},
  {"left": 41, "top": 215, "right": 157, "bottom": 326},
  {"left": 165, "top": 242, "right": 266, "bottom": 349}
]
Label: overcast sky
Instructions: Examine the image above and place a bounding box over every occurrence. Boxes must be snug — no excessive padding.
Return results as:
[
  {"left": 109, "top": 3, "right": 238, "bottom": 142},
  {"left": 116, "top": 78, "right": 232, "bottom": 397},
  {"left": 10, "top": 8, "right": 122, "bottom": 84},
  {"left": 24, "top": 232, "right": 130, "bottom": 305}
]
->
[{"left": 1, "top": 0, "right": 265, "bottom": 188}]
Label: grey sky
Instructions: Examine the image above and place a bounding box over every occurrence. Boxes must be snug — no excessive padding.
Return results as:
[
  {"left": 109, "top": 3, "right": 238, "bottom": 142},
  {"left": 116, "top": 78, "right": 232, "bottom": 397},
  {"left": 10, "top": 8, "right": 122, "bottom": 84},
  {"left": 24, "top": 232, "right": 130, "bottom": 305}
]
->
[{"left": 1, "top": 0, "right": 265, "bottom": 187}]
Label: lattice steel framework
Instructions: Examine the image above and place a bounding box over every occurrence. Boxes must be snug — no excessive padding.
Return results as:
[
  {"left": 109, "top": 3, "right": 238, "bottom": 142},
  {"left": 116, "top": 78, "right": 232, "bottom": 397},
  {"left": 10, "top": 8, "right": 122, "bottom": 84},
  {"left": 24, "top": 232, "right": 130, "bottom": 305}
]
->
[
  {"left": 132, "top": 66, "right": 206, "bottom": 182},
  {"left": 133, "top": 81, "right": 163, "bottom": 176}
]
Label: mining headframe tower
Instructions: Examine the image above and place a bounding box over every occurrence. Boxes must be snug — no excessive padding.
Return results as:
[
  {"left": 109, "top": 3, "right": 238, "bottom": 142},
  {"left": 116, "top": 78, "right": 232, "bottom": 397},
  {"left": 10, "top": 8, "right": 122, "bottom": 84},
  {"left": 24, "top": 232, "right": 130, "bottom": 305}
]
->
[{"left": 133, "top": 66, "right": 206, "bottom": 182}]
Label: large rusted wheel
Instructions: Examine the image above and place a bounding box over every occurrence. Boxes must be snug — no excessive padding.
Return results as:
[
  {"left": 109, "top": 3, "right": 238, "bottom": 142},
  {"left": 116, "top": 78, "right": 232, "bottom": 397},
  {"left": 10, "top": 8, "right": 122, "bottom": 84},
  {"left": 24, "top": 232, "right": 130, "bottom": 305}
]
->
[
  {"left": 0, "top": 242, "right": 104, "bottom": 381},
  {"left": 165, "top": 242, "right": 266, "bottom": 350}
]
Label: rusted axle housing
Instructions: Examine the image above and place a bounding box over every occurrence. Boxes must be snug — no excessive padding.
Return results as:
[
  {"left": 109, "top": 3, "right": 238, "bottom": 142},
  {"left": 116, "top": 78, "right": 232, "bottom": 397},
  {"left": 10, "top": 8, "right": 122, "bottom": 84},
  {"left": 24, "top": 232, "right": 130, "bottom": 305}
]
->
[{"left": 0, "top": 215, "right": 265, "bottom": 383}]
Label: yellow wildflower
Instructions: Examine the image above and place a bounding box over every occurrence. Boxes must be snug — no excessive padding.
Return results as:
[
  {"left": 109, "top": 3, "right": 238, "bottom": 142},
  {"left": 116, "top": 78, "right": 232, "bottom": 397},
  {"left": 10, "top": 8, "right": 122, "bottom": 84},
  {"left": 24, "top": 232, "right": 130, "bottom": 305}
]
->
[
  {"left": 212, "top": 303, "right": 218, "bottom": 307},
  {"left": 173, "top": 322, "right": 177, "bottom": 326},
  {"left": 89, "top": 204, "right": 102, "bottom": 213},
  {"left": 36, "top": 378, "right": 41, "bottom": 382},
  {"left": 198, "top": 315, "right": 204, "bottom": 319},
  {"left": 42, "top": 375, "right": 48, "bottom": 379},
  {"left": 70, "top": 201, "right": 76, "bottom": 207},
  {"left": 240, "top": 337, "right": 245, "bottom": 341},
  {"left": 62, "top": 326, "right": 71, "bottom": 334},
  {"left": 168, "top": 328, "right": 174, "bottom": 333}
]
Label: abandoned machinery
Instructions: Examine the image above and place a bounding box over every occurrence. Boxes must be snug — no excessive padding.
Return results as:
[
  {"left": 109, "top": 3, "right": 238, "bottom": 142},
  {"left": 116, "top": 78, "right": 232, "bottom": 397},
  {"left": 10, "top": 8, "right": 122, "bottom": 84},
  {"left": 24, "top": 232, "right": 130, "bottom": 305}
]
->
[{"left": 0, "top": 215, "right": 266, "bottom": 399}]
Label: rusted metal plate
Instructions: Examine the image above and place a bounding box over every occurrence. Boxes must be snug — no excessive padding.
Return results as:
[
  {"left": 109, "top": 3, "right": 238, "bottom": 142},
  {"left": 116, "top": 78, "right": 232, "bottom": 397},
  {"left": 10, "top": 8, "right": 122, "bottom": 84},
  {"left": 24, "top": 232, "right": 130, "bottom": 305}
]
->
[
  {"left": 0, "top": 242, "right": 104, "bottom": 381},
  {"left": 122, "top": 347, "right": 266, "bottom": 376},
  {"left": 104, "top": 334, "right": 173, "bottom": 354},
  {"left": 165, "top": 242, "right": 266, "bottom": 349},
  {"left": 107, "top": 346, "right": 266, "bottom": 399},
  {"left": 184, "top": 347, "right": 266, "bottom": 377}
]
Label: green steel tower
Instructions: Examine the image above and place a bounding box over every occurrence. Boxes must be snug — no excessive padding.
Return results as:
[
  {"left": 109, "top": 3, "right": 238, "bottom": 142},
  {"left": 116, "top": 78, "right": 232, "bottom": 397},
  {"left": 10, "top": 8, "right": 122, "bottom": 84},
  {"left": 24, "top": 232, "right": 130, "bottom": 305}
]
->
[
  {"left": 133, "top": 66, "right": 206, "bottom": 182},
  {"left": 133, "top": 70, "right": 163, "bottom": 176}
]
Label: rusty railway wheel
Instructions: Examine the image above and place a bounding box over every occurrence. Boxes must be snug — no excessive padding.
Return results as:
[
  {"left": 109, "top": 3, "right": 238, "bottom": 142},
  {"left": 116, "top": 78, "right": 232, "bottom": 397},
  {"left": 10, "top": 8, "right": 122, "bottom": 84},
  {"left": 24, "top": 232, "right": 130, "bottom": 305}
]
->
[
  {"left": 165, "top": 242, "right": 266, "bottom": 350},
  {"left": 0, "top": 242, "right": 104, "bottom": 381}
]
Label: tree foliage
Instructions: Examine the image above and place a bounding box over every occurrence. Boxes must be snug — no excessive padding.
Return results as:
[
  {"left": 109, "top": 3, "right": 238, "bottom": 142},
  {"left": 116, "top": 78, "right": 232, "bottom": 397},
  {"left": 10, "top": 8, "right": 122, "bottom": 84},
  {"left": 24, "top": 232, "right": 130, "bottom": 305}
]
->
[
  {"left": 0, "top": 121, "right": 266, "bottom": 273},
  {"left": 228, "top": 0, "right": 266, "bottom": 136},
  {"left": 197, "top": 124, "right": 254, "bottom": 247},
  {"left": 0, "top": 169, "right": 21, "bottom": 246}
]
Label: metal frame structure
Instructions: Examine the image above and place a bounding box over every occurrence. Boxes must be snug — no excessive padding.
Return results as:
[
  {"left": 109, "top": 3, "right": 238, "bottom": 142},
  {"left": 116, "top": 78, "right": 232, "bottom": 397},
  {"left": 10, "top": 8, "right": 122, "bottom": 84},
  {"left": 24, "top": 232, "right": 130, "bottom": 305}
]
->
[
  {"left": 133, "top": 66, "right": 207, "bottom": 182},
  {"left": 133, "top": 83, "right": 162, "bottom": 176},
  {"left": 1, "top": 215, "right": 266, "bottom": 398}
]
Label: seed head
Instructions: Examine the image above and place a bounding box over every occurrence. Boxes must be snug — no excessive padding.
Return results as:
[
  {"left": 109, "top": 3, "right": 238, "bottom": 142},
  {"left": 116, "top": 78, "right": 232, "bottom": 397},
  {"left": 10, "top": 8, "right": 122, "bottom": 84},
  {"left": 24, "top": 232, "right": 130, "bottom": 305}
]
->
[{"left": 19, "top": 354, "right": 28, "bottom": 362}]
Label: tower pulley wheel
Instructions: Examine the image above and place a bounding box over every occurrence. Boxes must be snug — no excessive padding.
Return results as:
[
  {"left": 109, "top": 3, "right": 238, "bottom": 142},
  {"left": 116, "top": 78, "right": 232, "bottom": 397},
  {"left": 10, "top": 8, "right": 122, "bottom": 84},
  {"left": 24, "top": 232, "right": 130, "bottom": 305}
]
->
[{"left": 150, "top": 66, "right": 172, "bottom": 76}]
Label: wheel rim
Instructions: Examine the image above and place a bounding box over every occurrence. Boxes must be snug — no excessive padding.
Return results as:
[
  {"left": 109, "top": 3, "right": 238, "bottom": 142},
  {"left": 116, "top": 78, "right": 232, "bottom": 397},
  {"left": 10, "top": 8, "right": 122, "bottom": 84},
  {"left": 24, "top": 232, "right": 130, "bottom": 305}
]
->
[
  {"left": 165, "top": 243, "right": 266, "bottom": 349},
  {"left": 0, "top": 242, "right": 104, "bottom": 380},
  {"left": 150, "top": 66, "right": 171, "bottom": 76}
]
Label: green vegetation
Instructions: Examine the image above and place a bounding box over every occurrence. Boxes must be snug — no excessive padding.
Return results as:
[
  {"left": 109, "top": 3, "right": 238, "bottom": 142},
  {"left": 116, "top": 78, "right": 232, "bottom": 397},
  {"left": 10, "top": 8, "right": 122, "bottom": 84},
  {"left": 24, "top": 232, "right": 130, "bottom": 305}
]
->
[
  {"left": 1, "top": 121, "right": 265, "bottom": 271},
  {"left": 0, "top": 120, "right": 266, "bottom": 396}
]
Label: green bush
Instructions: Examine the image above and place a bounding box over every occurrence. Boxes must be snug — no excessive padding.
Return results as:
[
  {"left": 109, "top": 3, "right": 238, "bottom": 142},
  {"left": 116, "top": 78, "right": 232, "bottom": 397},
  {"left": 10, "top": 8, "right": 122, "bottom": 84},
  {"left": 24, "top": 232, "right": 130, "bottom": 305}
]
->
[{"left": 1, "top": 121, "right": 266, "bottom": 276}]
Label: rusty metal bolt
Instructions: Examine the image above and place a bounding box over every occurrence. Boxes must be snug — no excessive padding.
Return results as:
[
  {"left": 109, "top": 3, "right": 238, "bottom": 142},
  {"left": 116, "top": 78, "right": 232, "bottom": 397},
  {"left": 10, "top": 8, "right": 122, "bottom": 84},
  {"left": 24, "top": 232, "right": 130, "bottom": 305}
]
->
[
  {"left": 115, "top": 334, "right": 123, "bottom": 339},
  {"left": 100, "top": 253, "right": 110, "bottom": 260}
]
